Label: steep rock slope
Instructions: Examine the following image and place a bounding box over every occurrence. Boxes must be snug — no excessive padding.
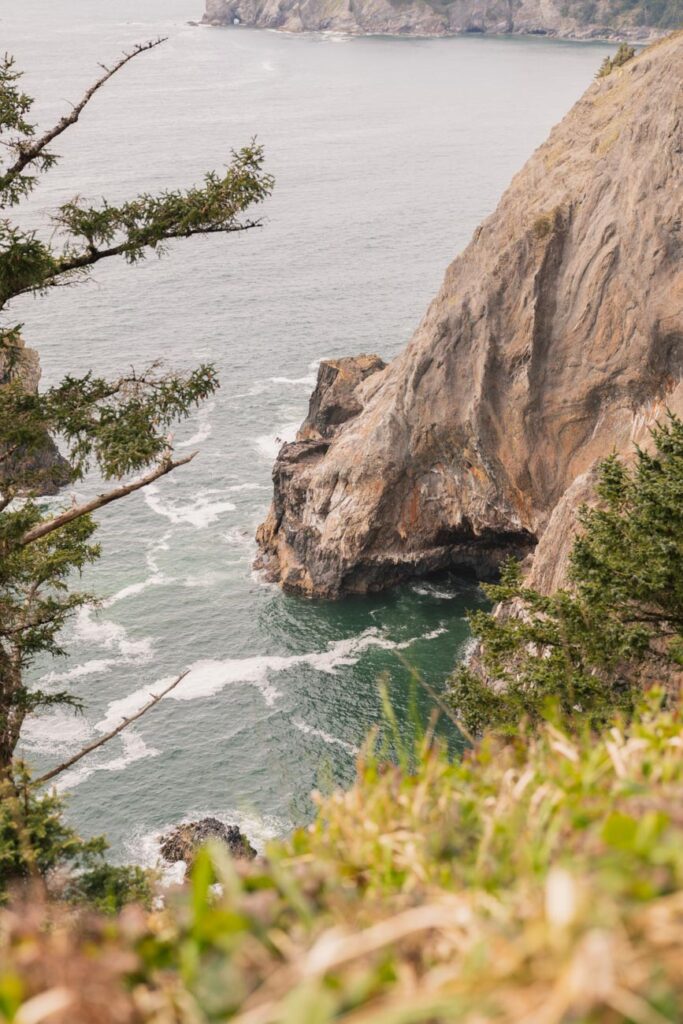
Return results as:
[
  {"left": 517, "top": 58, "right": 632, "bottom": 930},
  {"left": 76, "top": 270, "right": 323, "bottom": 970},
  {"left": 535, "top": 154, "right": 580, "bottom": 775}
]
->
[
  {"left": 203, "top": 0, "right": 680, "bottom": 40},
  {"left": 0, "top": 338, "right": 69, "bottom": 495},
  {"left": 256, "top": 34, "right": 683, "bottom": 598}
]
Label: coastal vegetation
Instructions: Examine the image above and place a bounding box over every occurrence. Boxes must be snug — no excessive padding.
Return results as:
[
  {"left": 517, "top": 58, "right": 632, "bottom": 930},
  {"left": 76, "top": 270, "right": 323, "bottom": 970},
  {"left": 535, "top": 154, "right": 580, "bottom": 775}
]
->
[
  {"left": 596, "top": 40, "right": 636, "bottom": 74},
  {"left": 1, "top": 413, "right": 682, "bottom": 1017},
  {"left": 0, "top": 43, "right": 272, "bottom": 897},
  {"left": 0, "top": 21, "right": 681, "bottom": 1024},
  {"left": 3, "top": 695, "right": 683, "bottom": 1020},
  {"left": 567, "top": 0, "right": 681, "bottom": 26},
  {"left": 451, "top": 415, "right": 683, "bottom": 733}
]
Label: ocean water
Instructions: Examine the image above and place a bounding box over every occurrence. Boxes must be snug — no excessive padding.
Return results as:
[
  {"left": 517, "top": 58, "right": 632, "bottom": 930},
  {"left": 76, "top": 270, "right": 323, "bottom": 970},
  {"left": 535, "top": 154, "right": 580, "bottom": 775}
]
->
[{"left": 3, "top": 0, "right": 611, "bottom": 861}]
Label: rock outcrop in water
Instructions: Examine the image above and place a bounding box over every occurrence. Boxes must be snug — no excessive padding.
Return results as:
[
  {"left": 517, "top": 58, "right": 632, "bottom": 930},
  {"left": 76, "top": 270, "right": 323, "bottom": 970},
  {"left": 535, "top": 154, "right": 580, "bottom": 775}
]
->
[
  {"left": 203, "top": 0, "right": 679, "bottom": 40},
  {"left": 160, "top": 818, "right": 257, "bottom": 865},
  {"left": 256, "top": 34, "right": 683, "bottom": 599}
]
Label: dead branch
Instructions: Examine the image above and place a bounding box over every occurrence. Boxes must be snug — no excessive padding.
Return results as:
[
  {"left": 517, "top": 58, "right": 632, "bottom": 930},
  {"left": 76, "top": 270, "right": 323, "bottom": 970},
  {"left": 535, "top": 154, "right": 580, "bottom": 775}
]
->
[
  {"left": 33, "top": 669, "right": 189, "bottom": 786},
  {"left": 4, "top": 38, "right": 167, "bottom": 187},
  {"left": 20, "top": 451, "right": 196, "bottom": 546}
]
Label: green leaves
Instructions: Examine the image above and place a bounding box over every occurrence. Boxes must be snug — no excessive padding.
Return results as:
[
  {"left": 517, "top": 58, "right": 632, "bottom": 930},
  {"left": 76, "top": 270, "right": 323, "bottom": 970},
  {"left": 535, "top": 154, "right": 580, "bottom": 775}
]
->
[
  {"left": 451, "top": 415, "right": 683, "bottom": 734},
  {"left": 0, "top": 222, "right": 59, "bottom": 307},
  {"left": 596, "top": 42, "right": 636, "bottom": 78},
  {"left": 53, "top": 144, "right": 274, "bottom": 273},
  {"left": 0, "top": 46, "right": 271, "bottom": 778},
  {"left": 0, "top": 54, "right": 56, "bottom": 208}
]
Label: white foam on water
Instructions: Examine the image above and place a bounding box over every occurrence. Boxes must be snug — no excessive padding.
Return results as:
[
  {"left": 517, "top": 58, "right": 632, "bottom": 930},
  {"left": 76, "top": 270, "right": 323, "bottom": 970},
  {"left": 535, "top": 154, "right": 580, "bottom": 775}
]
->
[
  {"left": 176, "top": 401, "right": 215, "bottom": 449},
  {"left": 39, "top": 607, "right": 155, "bottom": 685},
  {"left": 97, "top": 625, "right": 447, "bottom": 733},
  {"left": 421, "top": 626, "right": 449, "bottom": 641},
  {"left": 222, "top": 527, "right": 256, "bottom": 550},
  {"left": 182, "top": 570, "right": 228, "bottom": 589},
  {"left": 270, "top": 373, "right": 318, "bottom": 387},
  {"left": 54, "top": 731, "right": 158, "bottom": 793},
  {"left": 21, "top": 710, "right": 93, "bottom": 755},
  {"left": 103, "top": 573, "right": 168, "bottom": 607},
  {"left": 412, "top": 582, "right": 461, "bottom": 600},
  {"left": 146, "top": 529, "right": 174, "bottom": 573},
  {"left": 75, "top": 607, "right": 155, "bottom": 662},
  {"left": 254, "top": 421, "right": 300, "bottom": 462},
  {"left": 129, "top": 809, "right": 290, "bottom": 884},
  {"left": 41, "top": 657, "right": 122, "bottom": 685},
  {"left": 461, "top": 636, "right": 479, "bottom": 663},
  {"left": 293, "top": 719, "right": 359, "bottom": 755},
  {"left": 144, "top": 484, "right": 236, "bottom": 528},
  {"left": 227, "top": 482, "right": 270, "bottom": 492},
  {"left": 74, "top": 607, "right": 128, "bottom": 647}
]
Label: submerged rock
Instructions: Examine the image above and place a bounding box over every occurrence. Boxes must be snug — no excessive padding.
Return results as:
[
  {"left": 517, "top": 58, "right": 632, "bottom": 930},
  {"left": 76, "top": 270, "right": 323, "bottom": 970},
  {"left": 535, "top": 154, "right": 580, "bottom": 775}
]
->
[
  {"left": 256, "top": 33, "right": 683, "bottom": 599},
  {"left": 159, "top": 818, "right": 257, "bottom": 865}
]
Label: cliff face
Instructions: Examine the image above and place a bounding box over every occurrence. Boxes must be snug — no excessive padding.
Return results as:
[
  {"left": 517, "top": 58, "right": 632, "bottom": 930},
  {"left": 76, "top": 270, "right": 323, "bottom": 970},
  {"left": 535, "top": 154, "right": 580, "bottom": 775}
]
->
[
  {"left": 256, "top": 34, "right": 683, "bottom": 598},
  {"left": 0, "top": 338, "right": 70, "bottom": 496},
  {"left": 203, "top": 0, "right": 679, "bottom": 39}
]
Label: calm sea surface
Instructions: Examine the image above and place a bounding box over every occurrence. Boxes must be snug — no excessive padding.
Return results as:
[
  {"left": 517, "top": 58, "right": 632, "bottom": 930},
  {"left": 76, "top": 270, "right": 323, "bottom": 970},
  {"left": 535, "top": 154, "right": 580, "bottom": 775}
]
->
[{"left": 3, "top": 0, "right": 610, "bottom": 860}]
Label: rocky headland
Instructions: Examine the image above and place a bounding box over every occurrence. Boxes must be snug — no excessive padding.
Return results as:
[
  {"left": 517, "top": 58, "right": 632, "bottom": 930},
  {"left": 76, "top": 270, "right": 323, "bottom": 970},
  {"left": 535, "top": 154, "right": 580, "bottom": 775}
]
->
[
  {"left": 203, "top": 0, "right": 680, "bottom": 40},
  {"left": 256, "top": 33, "right": 683, "bottom": 599}
]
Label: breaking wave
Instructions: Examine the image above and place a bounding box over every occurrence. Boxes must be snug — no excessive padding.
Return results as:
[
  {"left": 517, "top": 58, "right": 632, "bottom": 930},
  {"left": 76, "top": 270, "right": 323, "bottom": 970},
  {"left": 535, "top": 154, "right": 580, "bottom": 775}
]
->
[{"left": 144, "top": 485, "right": 236, "bottom": 528}]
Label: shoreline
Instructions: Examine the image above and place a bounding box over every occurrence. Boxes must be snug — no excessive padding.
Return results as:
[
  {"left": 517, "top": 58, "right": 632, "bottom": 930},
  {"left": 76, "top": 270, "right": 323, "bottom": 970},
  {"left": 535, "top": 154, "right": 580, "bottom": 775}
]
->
[{"left": 199, "top": 19, "right": 664, "bottom": 45}]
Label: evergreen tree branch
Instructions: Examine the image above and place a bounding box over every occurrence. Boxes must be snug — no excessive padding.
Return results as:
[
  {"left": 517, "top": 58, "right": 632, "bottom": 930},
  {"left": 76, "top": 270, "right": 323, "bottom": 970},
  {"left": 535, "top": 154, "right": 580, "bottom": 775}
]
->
[
  {"left": 2, "top": 38, "right": 167, "bottom": 190},
  {"left": 20, "top": 451, "right": 196, "bottom": 546},
  {"left": 32, "top": 669, "right": 189, "bottom": 786},
  {"left": 51, "top": 219, "right": 263, "bottom": 278}
]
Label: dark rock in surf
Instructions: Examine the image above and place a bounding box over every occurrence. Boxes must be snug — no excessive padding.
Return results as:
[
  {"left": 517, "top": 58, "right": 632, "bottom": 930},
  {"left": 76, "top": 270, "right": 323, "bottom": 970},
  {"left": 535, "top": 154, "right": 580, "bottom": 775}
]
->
[{"left": 160, "top": 817, "right": 257, "bottom": 865}]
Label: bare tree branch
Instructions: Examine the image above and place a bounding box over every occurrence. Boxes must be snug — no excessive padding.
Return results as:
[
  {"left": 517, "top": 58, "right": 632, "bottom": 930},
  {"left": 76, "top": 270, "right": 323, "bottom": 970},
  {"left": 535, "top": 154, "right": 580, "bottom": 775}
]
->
[
  {"left": 32, "top": 669, "right": 189, "bottom": 786},
  {"left": 20, "top": 451, "right": 196, "bottom": 547},
  {"left": 3, "top": 38, "right": 167, "bottom": 188}
]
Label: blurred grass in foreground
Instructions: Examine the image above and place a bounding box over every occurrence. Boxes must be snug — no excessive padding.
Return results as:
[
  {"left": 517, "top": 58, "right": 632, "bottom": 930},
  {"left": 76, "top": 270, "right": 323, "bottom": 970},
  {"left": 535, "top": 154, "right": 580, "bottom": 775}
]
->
[{"left": 2, "top": 689, "right": 683, "bottom": 1023}]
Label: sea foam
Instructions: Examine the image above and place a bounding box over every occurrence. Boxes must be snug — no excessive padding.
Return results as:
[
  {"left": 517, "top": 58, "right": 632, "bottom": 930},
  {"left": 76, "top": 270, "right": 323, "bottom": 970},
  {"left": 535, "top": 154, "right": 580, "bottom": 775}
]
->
[
  {"left": 96, "top": 625, "right": 445, "bottom": 733},
  {"left": 144, "top": 485, "right": 236, "bottom": 528}
]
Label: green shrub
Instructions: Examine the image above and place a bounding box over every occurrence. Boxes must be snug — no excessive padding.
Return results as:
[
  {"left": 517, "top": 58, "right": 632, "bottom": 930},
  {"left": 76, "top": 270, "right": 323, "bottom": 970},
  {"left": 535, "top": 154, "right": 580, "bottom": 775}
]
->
[
  {"left": 450, "top": 415, "right": 683, "bottom": 734},
  {"left": 597, "top": 41, "right": 636, "bottom": 77},
  {"left": 63, "top": 863, "right": 153, "bottom": 914},
  {"left": 0, "top": 766, "right": 104, "bottom": 895},
  {"left": 0, "top": 766, "right": 151, "bottom": 910}
]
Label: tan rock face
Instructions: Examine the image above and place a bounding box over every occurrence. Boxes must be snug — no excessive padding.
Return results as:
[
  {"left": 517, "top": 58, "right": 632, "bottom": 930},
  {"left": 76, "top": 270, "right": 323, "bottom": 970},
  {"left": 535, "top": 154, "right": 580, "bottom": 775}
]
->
[
  {"left": 203, "top": 0, "right": 673, "bottom": 39},
  {"left": 0, "top": 337, "right": 70, "bottom": 496},
  {"left": 257, "top": 34, "right": 683, "bottom": 598}
]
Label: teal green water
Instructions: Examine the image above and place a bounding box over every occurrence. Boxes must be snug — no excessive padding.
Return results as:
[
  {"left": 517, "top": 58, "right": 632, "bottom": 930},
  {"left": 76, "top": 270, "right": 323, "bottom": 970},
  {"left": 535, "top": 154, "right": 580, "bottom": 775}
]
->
[{"left": 5, "top": 0, "right": 612, "bottom": 861}]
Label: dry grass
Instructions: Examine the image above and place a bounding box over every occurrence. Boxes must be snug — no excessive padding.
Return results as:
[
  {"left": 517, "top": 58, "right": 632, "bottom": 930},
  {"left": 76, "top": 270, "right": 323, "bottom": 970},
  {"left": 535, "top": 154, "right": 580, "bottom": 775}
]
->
[{"left": 3, "top": 695, "right": 683, "bottom": 1022}]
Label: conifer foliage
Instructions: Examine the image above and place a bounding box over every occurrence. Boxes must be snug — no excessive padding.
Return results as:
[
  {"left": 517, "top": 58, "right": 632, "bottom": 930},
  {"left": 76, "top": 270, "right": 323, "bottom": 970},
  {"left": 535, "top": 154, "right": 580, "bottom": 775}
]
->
[
  {"left": 451, "top": 415, "right": 683, "bottom": 733},
  {"left": 0, "top": 41, "right": 272, "bottom": 887}
]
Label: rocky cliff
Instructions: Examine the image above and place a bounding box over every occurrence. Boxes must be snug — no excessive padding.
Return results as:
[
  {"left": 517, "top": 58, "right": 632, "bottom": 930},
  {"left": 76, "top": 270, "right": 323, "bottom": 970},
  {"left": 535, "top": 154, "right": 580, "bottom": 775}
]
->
[
  {"left": 256, "top": 33, "right": 683, "bottom": 598},
  {"left": 203, "top": 0, "right": 680, "bottom": 40},
  {"left": 0, "top": 338, "right": 70, "bottom": 496}
]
